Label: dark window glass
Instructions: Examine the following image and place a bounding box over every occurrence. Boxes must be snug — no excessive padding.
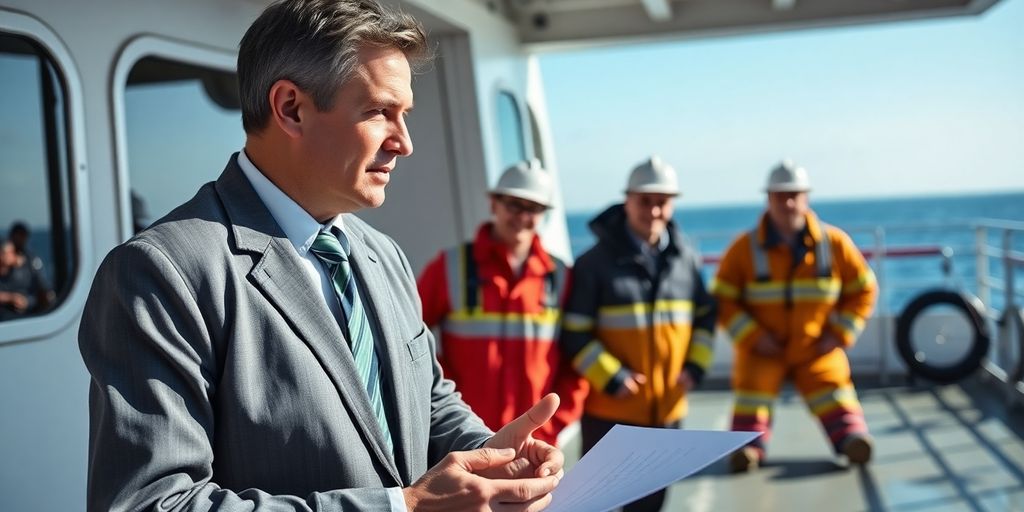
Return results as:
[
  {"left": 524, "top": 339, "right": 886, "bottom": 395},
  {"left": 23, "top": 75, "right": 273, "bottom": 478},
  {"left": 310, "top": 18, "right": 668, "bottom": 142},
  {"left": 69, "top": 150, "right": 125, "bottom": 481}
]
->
[
  {"left": 0, "top": 33, "right": 74, "bottom": 322},
  {"left": 124, "top": 57, "right": 242, "bottom": 233},
  {"left": 496, "top": 91, "right": 526, "bottom": 171}
]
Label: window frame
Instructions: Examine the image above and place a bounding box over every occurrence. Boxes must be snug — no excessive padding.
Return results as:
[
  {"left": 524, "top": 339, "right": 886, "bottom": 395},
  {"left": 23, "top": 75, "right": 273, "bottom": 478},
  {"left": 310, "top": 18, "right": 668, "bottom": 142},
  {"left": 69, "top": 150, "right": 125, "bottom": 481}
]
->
[
  {"left": 111, "top": 36, "right": 236, "bottom": 242},
  {"left": 0, "top": 9, "right": 91, "bottom": 345},
  {"left": 494, "top": 88, "right": 529, "bottom": 174}
]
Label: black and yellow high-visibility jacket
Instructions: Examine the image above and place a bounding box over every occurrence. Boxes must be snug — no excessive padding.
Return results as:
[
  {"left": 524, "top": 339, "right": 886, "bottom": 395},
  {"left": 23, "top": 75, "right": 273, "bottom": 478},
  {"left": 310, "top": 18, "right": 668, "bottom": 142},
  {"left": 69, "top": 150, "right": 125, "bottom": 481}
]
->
[{"left": 560, "top": 204, "right": 717, "bottom": 426}]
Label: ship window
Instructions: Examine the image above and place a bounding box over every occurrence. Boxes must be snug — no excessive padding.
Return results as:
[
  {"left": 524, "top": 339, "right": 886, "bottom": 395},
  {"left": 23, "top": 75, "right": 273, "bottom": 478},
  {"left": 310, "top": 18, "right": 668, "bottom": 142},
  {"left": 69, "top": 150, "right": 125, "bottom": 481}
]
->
[
  {"left": 496, "top": 91, "right": 527, "bottom": 170},
  {"left": 122, "top": 57, "right": 242, "bottom": 234},
  {"left": 0, "top": 33, "right": 75, "bottom": 322}
]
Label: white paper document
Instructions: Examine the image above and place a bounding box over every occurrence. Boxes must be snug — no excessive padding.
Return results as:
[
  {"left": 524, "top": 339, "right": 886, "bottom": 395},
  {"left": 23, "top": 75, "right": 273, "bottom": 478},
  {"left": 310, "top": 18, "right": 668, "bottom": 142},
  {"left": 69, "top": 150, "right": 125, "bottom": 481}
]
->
[{"left": 546, "top": 426, "right": 760, "bottom": 512}]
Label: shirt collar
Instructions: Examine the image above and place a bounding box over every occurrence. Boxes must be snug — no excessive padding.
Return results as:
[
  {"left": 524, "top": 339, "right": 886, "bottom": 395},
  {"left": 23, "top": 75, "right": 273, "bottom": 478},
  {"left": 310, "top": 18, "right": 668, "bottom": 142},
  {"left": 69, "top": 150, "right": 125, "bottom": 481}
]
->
[
  {"left": 625, "top": 225, "right": 670, "bottom": 256},
  {"left": 236, "top": 149, "right": 344, "bottom": 256},
  {"left": 763, "top": 215, "right": 809, "bottom": 249}
]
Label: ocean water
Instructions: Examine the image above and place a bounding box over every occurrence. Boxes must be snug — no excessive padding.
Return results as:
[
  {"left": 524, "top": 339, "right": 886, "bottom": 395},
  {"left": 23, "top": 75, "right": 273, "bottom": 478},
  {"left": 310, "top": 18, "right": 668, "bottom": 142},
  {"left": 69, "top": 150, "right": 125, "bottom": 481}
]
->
[{"left": 566, "top": 192, "right": 1024, "bottom": 314}]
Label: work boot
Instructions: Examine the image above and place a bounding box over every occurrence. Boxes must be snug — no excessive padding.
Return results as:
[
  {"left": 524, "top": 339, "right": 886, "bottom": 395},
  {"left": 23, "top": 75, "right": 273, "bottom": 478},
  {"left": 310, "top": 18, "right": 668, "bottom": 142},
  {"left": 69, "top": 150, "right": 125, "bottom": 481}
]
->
[
  {"left": 729, "top": 446, "right": 761, "bottom": 473},
  {"left": 840, "top": 434, "right": 873, "bottom": 464}
]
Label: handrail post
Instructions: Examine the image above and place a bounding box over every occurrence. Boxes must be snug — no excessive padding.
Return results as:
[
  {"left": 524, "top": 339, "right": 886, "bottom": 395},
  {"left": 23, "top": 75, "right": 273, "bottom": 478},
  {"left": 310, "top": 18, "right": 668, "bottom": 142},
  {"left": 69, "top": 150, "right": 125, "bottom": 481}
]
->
[
  {"left": 1005, "top": 229, "right": 1016, "bottom": 314},
  {"left": 875, "top": 227, "right": 889, "bottom": 385},
  {"left": 1002, "top": 229, "right": 1017, "bottom": 405},
  {"left": 976, "top": 226, "right": 989, "bottom": 308}
]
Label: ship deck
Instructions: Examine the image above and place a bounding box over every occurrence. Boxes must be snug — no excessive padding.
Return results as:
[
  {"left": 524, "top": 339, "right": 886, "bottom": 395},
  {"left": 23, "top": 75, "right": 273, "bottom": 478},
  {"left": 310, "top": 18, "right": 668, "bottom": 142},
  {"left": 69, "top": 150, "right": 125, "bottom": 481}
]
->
[{"left": 563, "top": 376, "right": 1024, "bottom": 511}]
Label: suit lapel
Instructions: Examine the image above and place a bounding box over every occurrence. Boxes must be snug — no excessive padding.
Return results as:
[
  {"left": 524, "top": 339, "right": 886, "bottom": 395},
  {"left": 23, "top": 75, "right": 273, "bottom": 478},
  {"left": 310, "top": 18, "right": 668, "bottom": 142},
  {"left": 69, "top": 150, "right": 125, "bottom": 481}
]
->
[
  {"left": 345, "top": 218, "right": 415, "bottom": 485},
  {"left": 214, "top": 157, "right": 402, "bottom": 485}
]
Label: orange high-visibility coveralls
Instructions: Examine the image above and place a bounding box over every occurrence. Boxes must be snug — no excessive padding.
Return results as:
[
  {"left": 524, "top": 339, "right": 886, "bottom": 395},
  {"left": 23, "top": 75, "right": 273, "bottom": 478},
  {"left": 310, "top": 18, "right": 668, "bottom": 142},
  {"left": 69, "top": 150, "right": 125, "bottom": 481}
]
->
[{"left": 712, "top": 211, "right": 876, "bottom": 455}]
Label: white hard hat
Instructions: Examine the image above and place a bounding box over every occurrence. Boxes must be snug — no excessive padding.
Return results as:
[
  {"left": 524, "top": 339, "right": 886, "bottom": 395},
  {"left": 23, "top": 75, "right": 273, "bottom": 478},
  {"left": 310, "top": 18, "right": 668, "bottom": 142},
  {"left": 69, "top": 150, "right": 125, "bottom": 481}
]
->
[
  {"left": 625, "top": 155, "right": 680, "bottom": 196},
  {"left": 765, "top": 160, "right": 811, "bottom": 192},
  {"left": 490, "top": 159, "right": 553, "bottom": 208}
]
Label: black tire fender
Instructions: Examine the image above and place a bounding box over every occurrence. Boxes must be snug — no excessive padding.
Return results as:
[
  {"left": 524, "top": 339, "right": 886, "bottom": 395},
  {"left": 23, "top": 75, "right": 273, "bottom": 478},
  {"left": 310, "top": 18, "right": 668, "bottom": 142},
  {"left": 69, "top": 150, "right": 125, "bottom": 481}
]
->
[{"left": 895, "top": 289, "right": 990, "bottom": 384}]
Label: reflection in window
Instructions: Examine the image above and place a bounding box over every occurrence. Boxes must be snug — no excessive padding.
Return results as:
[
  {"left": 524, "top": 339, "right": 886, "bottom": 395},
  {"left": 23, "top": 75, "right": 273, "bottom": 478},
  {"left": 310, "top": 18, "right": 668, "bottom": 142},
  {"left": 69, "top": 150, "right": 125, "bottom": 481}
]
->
[
  {"left": 496, "top": 91, "right": 526, "bottom": 171},
  {"left": 0, "top": 33, "right": 73, "bottom": 322},
  {"left": 123, "top": 57, "right": 243, "bottom": 233}
]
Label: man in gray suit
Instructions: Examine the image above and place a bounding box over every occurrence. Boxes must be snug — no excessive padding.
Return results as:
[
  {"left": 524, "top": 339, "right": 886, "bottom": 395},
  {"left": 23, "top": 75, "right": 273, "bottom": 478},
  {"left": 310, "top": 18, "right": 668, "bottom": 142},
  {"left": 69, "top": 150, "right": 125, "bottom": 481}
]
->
[{"left": 78, "top": 1, "right": 563, "bottom": 510}]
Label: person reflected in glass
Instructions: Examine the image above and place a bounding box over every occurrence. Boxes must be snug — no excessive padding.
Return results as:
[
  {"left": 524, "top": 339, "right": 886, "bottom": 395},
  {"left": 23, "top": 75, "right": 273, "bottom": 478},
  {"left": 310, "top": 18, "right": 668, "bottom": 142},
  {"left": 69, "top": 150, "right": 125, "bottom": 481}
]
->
[
  {"left": 8, "top": 221, "right": 54, "bottom": 312},
  {"left": 0, "top": 239, "right": 33, "bottom": 320}
]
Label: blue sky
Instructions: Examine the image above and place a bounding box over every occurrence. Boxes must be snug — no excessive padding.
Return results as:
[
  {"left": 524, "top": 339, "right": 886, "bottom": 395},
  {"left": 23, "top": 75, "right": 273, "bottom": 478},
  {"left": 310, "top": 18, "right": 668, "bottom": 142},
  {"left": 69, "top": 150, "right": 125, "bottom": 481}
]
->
[{"left": 540, "top": 0, "right": 1024, "bottom": 212}]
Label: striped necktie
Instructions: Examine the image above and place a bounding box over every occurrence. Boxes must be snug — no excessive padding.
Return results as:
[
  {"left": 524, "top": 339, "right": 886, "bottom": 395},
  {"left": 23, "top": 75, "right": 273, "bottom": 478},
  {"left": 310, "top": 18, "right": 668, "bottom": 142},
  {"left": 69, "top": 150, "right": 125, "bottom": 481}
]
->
[{"left": 310, "top": 228, "right": 393, "bottom": 453}]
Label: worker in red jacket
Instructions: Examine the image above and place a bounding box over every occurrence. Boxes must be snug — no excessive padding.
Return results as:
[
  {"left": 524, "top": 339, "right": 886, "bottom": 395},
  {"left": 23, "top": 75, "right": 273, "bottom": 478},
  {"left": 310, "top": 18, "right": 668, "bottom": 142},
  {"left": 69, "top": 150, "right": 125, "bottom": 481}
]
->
[{"left": 418, "top": 160, "right": 588, "bottom": 445}]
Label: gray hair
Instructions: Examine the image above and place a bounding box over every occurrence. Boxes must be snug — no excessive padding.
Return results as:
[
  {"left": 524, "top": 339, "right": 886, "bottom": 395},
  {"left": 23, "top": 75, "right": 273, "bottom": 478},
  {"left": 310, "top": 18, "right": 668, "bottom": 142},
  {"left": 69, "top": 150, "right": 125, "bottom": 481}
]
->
[{"left": 238, "top": 0, "right": 428, "bottom": 133}]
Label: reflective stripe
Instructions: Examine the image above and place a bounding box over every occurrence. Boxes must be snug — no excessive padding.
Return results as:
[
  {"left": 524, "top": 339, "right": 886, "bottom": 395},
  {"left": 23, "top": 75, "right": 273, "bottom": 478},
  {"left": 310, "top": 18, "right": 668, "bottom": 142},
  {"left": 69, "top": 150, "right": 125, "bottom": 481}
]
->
[
  {"left": 749, "top": 224, "right": 833, "bottom": 281},
  {"left": 562, "top": 312, "right": 595, "bottom": 332},
  {"left": 443, "top": 242, "right": 567, "bottom": 342},
  {"left": 749, "top": 228, "right": 769, "bottom": 281},
  {"left": 806, "top": 385, "right": 860, "bottom": 416},
  {"left": 444, "top": 245, "right": 466, "bottom": 311},
  {"left": 829, "top": 310, "right": 865, "bottom": 339},
  {"left": 687, "top": 329, "right": 715, "bottom": 368},
  {"left": 548, "top": 257, "right": 567, "bottom": 307},
  {"left": 742, "top": 278, "right": 840, "bottom": 304},
  {"left": 725, "top": 312, "right": 757, "bottom": 343},
  {"left": 710, "top": 278, "right": 740, "bottom": 299},
  {"left": 442, "top": 310, "right": 561, "bottom": 341},
  {"left": 733, "top": 391, "right": 776, "bottom": 417},
  {"left": 816, "top": 226, "right": 832, "bottom": 278},
  {"left": 842, "top": 270, "right": 875, "bottom": 295},
  {"left": 573, "top": 340, "right": 622, "bottom": 390},
  {"left": 597, "top": 300, "right": 693, "bottom": 329}
]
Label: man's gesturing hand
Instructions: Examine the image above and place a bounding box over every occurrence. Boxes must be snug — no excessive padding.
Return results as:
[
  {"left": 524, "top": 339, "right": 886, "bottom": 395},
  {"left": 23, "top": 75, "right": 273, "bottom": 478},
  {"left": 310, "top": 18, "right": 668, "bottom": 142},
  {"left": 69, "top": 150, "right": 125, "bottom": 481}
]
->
[
  {"left": 482, "top": 393, "right": 565, "bottom": 481},
  {"left": 403, "top": 447, "right": 559, "bottom": 511},
  {"left": 403, "top": 394, "right": 565, "bottom": 511}
]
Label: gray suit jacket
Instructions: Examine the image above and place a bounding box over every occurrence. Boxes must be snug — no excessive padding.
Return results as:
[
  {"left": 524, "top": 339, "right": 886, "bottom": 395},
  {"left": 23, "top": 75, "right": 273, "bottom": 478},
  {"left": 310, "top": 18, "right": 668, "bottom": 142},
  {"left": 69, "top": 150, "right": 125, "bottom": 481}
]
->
[{"left": 79, "top": 157, "right": 493, "bottom": 511}]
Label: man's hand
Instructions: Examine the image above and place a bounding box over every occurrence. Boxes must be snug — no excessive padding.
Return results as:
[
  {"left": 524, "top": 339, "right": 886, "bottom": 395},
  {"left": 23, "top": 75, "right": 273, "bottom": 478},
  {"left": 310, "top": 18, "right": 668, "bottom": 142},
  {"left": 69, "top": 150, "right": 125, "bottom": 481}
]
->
[
  {"left": 482, "top": 393, "right": 565, "bottom": 480},
  {"left": 402, "top": 447, "right": 559, "bottom": 512},
  {"left": 614, "top": 372, "right": 646, "bottom": 399},
  {"left": 0, "top": 291, "right": 28, "bottom": 312},
  {"left": 403, "top": 394, "right": 564, "bottom": 511},
  {"left": 817, "top": 332, "right": 843, "bottom": 355},
  {"left": 752, "top": 333, "right": 783, "bottom": 357},
  {"left": 677, "top": 370, "right": 695, "bottom": 392}
]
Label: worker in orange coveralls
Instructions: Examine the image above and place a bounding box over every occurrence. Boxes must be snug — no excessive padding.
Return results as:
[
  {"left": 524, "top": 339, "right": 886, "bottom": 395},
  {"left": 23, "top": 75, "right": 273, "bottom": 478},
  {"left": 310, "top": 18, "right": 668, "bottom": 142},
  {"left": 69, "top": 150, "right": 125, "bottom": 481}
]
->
[
  {"left": 418, "top": 160, "right": 587, "bottom": 445},
  {"left": 712, "top": 160, "right": 878, "bottom": 472}
]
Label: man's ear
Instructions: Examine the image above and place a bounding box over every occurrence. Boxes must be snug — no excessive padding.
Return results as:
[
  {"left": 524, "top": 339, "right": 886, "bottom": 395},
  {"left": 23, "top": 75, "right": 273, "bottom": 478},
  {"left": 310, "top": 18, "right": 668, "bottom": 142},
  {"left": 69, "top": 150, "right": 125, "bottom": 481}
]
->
[{"left": 268, "top": 79, "right": 304, "bottom": 138}]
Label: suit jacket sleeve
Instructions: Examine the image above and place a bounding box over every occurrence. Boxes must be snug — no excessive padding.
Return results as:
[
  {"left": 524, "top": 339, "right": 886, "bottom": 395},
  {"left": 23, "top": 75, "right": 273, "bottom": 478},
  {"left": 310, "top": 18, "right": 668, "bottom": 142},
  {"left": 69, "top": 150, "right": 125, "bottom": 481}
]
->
[{"left": 79, "top": 240, "right": 397, "bottom": 511}]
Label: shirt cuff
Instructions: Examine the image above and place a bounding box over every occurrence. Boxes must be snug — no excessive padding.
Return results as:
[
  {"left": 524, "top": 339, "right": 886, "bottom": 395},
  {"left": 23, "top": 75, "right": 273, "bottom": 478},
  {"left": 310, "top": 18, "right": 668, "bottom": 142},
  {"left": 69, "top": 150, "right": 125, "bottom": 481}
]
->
[{"left": 387, "top": 486, "right": 406, "bottom": 512}]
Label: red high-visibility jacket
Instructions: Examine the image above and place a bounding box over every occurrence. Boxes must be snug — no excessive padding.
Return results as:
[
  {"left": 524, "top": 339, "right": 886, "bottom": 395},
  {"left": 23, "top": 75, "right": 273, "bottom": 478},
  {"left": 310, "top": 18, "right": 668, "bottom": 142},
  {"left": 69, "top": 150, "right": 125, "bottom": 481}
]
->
[{"left": 418, "top": 223, "right": 588, "bottom": 444}]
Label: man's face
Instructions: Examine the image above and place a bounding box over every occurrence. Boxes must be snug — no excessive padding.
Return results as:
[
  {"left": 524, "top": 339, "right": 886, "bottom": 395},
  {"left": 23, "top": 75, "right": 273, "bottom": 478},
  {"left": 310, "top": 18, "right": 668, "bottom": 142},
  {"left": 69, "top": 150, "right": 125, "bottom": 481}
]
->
[
  {"left": 301, "top": 46, "right": 414, "bottom": 216},
  {"left": 0, "top": 242, "right": 14, "bottom": 270},
  {"left": 10, "top": 231, "right": 26, "bottom": 253},
  {"left": 490, "top": 194, "right": 547, "bottom": 247},
  {"left": 624, "top": 192, "right": 675, "bottom": 244},
  {"left": 767, "top": 191, "right": 810, "bottom": 233}
]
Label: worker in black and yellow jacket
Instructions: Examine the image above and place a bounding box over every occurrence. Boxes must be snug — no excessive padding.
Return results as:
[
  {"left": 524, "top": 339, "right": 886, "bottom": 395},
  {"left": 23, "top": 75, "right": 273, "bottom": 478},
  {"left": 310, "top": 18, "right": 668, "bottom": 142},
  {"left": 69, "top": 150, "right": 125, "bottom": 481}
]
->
[
  {"left": 560, "top": 156, "right": 716, "bottom": 512},
  {"left": 712, "top": 160, "right": 877, "bottom": 472}
]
